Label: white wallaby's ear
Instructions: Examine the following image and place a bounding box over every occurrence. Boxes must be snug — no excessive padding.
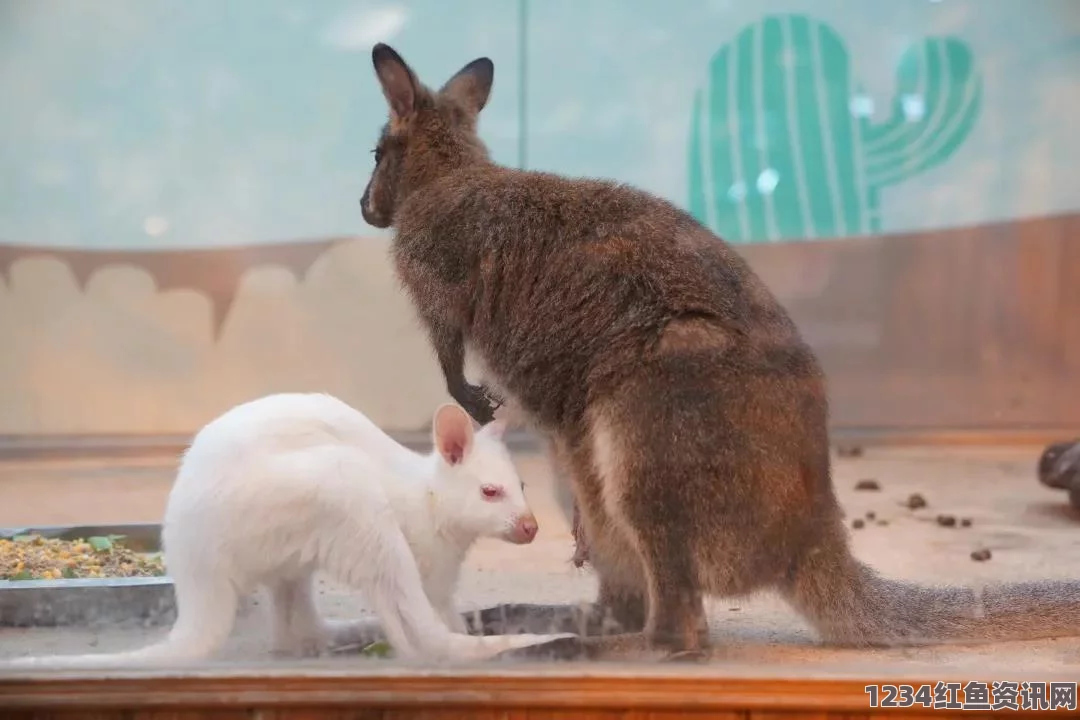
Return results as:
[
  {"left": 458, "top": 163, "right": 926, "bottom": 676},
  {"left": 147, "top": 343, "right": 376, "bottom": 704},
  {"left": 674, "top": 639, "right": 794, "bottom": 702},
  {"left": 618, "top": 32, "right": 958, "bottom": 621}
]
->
[
  {"left": 372, "top": 43, "right": 418, "bottom": 122},
  {"left": 485, "top": 417, "right": 508, "bottom": 440},
  {"left": 433, "top": 403, "right": 475, "bottom": 466},
  {"left": 438, "top": 57, "right": 494, "bottom": 115}
]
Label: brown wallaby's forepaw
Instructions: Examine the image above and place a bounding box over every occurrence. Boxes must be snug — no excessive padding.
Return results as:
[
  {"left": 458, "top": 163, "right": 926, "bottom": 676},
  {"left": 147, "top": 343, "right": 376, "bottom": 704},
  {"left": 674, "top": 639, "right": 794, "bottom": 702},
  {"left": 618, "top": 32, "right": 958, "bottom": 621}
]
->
[
  {"left": 571, "top": 501, "right": 591, "bottom": 568},
  {"left": 456, "top": 382, "right": 497, "bottom": 425}
]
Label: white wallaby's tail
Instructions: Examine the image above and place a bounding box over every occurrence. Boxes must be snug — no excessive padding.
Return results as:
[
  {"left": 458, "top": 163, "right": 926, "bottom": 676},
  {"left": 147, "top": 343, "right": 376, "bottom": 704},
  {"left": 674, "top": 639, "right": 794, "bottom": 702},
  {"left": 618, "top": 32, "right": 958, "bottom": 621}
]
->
[
  {"left": 4, "top": 561, "right": 241, "bottom": 670},
  {"left": 3, "top": 634, "right": 210, "bottom": 670}
]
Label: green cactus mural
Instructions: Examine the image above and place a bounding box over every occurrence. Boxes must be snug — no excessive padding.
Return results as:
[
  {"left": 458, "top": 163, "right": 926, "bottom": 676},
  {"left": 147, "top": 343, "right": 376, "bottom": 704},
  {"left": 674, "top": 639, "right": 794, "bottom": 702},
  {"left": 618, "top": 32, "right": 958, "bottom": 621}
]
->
[{"left": 688, "top": 14, "right": 982, "bottom": 244}]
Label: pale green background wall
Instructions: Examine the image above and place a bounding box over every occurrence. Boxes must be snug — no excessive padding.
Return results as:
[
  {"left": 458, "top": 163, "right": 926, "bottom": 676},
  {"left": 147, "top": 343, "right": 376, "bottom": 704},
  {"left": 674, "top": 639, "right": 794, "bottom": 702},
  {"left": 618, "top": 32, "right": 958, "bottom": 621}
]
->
[
  {"left": 0, "top": 0, "right": 1077, "bottom": 435},
  {"left": 3, "top": 0, "right": 1078, "bottom": 248}
]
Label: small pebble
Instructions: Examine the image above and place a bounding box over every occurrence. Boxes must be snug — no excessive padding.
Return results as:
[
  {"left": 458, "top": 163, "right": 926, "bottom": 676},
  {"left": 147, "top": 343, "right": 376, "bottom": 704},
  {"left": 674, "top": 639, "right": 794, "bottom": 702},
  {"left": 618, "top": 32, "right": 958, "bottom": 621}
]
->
[
  {"left": 838, "top": 446, "right": 864, "bottom": 458},
  {"left": 865, "top": 511, "right": 876, "bottom": 520},
  {"left": 960, "top": 518, "right": 972, "bottom": 527},
  {"left": 854, "top": 479, "right": 881, "bottom": 491},
  {"left": 852, "top": 518, "right": 865, "bottom": 529},
  {"left": 728, "top": 607, "right": 740, "bottom": 612},
  {"left": 936, "top": 514, "right": 957, "bottom": 527},
  {"left": 904, "top": 493, "right": 928, "bottom": 510},
  {"left": 971, "top": 548, "right": 992, "bottom": 562}
]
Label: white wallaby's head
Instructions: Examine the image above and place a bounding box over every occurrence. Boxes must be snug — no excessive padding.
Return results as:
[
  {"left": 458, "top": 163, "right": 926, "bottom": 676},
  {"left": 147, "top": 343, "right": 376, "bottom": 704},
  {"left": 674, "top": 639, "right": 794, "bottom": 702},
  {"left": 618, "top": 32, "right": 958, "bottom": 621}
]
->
[{"left": 430, "top": 403, "right": 538, "bottom": 545}]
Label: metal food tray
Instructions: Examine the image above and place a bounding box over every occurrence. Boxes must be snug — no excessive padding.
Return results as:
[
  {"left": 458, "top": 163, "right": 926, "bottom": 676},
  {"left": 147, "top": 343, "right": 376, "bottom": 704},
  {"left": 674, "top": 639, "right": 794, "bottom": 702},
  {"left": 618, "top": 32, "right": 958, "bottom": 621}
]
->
[{"left": 0, "top": 523, "right": 176, "bottom": 628}]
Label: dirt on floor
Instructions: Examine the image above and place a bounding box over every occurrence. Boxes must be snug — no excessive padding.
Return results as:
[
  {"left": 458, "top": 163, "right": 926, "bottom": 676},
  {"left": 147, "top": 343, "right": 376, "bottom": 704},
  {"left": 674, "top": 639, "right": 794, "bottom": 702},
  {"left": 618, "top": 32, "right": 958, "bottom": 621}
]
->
[{"left": 1, "top": 445, "right": 1080, "bottom": 677}]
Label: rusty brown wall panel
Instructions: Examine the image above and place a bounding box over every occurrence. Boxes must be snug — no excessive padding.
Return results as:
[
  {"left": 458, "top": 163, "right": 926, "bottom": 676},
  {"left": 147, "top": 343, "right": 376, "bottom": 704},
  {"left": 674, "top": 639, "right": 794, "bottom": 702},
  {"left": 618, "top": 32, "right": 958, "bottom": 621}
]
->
[{"left": 738, "top": 213, "right": 1080, "bottom": 432}]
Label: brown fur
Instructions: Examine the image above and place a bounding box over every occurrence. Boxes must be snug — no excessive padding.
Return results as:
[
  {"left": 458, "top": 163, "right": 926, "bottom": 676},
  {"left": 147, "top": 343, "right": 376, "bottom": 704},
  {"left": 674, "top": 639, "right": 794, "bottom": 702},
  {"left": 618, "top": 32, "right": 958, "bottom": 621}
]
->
[{"left": 360, "top": 43, "right": 1080, "bottom": 658}]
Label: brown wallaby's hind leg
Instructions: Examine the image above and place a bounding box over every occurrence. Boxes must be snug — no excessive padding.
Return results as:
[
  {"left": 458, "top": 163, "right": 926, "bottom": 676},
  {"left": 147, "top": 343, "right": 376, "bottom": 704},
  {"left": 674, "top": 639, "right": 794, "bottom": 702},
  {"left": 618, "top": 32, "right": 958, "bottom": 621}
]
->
[
  {"left": 632, "top": 528, "right": 709, "bottom": 656},
  {"left": 501, "top": 531, "right": 710, "bottom": 663},
  {"left": 585, "top": 408, "right": 711, "bottom": 658}
]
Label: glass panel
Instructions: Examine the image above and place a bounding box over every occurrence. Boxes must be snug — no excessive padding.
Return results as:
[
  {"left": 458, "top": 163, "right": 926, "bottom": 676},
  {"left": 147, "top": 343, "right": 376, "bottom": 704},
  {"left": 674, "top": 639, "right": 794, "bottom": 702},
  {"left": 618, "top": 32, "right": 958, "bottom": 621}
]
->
[{"left": 1, "top": 0, "right": 1078, "bottom": 701}]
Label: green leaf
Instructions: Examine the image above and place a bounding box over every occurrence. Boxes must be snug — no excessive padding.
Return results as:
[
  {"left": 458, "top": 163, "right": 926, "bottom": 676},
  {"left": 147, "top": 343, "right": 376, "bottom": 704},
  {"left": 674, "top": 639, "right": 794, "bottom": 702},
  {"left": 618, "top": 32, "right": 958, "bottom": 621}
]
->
[
  {"left": 12, "top": 534, "right": 37, "bottom": 544},
  {"left": 9, "top": 570, "right": 33, "bottom": 581},
  {"left": 360, "top": 641, "right": 392, "bottom": 658},
  {"left": 87, "top": 536, "right": 113, "bottom": 552},
  {"left": 62, "top": 567, "right": 78, "bottom": 579}
]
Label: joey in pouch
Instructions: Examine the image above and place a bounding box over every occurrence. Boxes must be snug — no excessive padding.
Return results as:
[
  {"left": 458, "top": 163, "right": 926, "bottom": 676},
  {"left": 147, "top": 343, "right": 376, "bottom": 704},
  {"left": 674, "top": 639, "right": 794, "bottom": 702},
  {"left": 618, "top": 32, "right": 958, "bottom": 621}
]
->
[{"left": 359, "top": 43, "right": 1080, "bottom": 660}]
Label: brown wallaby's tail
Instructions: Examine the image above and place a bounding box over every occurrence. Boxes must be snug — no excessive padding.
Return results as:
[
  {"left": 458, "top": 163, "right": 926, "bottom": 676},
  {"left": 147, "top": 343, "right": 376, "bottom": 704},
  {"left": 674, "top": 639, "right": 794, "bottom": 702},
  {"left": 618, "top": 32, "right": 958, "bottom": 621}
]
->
[{"left": 781, "top": 519, "right": 1080, "bottom": 647}]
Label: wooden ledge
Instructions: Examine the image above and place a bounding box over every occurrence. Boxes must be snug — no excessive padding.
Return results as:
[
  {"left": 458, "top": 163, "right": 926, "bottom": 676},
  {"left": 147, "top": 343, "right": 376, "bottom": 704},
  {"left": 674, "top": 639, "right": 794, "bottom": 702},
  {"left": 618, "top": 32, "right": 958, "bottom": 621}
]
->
[{"left": 2, "top": 664, "right": 1077, "bottom": 716}]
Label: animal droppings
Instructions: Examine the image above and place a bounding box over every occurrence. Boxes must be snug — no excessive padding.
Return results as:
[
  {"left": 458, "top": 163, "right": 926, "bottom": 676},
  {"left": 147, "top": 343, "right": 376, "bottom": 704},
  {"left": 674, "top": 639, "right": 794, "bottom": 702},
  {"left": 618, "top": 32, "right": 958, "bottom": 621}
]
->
[
  {"left": 854, "top": 479, "right": 881, "bottom": 491},
  {"left": 971, "top": 548, "right": 992, "bottom": 562},
  {"left": 852, "top": 518, "right": 865, "bottom": 529},
  {"left": 838, "top": 446, "right": 864, "bottom": 458},
  {"left": 936, "top": 514, "right": 957, "bottom": 527},
  {"left": 865, "top": 511, "right": 876, "bottom": 520},
  {"left": 876, "top": 519, "right": 889, "bottom": 526},
  {"left": 960, "top": 518, "right": 972, "bottom": 527},
  {"left": 903, "top": 493, "right": 928, "bottom": 510}
]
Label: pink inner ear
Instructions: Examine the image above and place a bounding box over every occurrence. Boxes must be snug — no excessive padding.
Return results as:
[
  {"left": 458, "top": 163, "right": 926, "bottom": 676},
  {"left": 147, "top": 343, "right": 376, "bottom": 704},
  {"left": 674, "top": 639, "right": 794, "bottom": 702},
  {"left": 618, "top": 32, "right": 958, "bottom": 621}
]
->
[
  {"left": 434, "top": 405, "right": 474, "bottom": 466},
  {"left": 441, "top": 437, "right": 465, "bottom": 465}
]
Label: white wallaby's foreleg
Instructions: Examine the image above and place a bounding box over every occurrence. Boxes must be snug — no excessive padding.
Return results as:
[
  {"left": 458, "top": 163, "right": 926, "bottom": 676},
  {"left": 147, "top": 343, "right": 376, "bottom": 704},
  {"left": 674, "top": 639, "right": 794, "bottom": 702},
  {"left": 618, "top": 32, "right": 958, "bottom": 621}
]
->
[
  {"left": 321, "top": 495, "right": 571, "bottom": 659},
  {"left": 267, "top": 573, "right": 325, "bottom": 657},
  {"left": 428, "top": 587, "right": 469, "bottom": 634}
]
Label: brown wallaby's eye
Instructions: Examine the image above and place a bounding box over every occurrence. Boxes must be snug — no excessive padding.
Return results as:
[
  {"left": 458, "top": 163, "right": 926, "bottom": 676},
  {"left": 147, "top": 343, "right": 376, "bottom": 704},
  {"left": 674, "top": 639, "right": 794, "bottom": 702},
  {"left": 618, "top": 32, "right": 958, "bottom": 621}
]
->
[{"left": 373, "top": 147, "right": 383, "bottom": 165}]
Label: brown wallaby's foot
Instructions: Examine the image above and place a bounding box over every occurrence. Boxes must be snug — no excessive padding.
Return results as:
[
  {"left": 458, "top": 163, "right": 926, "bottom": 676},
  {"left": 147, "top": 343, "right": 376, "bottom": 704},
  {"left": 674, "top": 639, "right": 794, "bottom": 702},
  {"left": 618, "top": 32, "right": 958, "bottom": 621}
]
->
[
  {"left": 1038, "top": 440, "right": 1079, "bottom": 490},
  {"left": 645, "top": 587, "right": 709, "bottom": 654},
  {"left": 462, "top": 603, "right": 604, "bottom": 637}
]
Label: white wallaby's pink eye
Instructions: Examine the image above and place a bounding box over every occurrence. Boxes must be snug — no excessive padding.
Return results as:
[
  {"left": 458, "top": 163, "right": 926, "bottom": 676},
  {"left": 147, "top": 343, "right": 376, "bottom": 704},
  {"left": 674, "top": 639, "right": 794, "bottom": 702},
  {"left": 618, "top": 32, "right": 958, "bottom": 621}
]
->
[{"left": 480, "top": 484, "right": 504, "bottom": 501}]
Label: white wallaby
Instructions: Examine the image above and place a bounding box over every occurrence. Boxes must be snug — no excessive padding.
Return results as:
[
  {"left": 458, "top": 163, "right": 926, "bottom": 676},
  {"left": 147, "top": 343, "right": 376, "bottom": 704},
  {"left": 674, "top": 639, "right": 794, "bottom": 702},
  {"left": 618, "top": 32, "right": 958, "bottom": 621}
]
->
[{"left": 5, "top": 393, "right": 573, "bottom": 669}]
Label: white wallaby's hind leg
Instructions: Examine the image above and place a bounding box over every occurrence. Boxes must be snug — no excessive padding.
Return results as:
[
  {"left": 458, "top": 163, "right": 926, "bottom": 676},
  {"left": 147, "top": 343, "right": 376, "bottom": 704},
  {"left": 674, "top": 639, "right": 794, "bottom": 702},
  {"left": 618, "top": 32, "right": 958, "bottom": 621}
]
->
[{"left": 149, "top": 562, "right": 241, "bottom": 662}]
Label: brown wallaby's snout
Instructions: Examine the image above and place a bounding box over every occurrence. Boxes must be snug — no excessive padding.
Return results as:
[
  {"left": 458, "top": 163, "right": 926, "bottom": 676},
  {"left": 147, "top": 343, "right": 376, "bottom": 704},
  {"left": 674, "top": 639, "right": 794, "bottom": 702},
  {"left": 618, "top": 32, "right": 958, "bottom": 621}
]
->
[{"left": 359, "top": 42, "right": 495, "bottom": 231}]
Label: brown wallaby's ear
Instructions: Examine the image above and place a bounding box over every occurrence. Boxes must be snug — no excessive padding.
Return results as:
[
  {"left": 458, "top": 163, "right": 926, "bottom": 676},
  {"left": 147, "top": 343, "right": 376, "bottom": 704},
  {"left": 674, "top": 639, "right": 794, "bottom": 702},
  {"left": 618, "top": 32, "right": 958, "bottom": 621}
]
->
[
  {"left": 372, "top": 43, "right": 417, "bottom": 121},
  {"left": 438, "top": 57, "right": 494, "bottom": 115}
]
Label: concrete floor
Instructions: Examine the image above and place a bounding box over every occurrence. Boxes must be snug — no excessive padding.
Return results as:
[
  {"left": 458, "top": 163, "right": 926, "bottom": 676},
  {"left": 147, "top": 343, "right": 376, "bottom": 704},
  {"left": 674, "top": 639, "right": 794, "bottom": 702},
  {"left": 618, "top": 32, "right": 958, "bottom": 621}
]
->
[{"left": 1, "top": 445, "right": 1080, "bottom": 677}]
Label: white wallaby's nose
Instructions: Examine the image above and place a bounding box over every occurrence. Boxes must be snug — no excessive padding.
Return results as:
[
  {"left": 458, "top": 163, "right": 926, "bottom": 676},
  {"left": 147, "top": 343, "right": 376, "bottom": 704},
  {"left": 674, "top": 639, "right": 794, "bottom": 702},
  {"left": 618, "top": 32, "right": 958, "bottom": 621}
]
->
[{"left": 507, "top": 513, "right": 538, "bottom": 544}]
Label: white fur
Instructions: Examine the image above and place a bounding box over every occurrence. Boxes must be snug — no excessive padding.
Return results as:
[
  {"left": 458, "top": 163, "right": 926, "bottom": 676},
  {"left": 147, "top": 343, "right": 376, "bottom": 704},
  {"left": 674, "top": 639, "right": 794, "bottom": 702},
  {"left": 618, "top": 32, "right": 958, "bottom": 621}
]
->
[{"left": 6, "top": 393, "right": 572, "bottom": 669}]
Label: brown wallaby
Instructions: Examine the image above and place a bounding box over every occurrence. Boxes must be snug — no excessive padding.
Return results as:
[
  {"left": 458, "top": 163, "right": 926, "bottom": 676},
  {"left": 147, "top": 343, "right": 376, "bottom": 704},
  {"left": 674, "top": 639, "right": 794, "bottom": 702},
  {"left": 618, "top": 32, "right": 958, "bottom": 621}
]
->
[{"left": 359, "top": 42, "right": 1080, "bottom": 659}]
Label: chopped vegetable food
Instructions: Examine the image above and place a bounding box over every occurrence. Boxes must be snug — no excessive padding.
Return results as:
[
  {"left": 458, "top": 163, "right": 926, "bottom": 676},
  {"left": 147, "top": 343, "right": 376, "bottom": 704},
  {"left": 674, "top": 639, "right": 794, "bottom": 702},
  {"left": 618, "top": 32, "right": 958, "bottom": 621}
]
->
[{"left": 0, "top": 533, "right": 166, "bottom": 581}]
